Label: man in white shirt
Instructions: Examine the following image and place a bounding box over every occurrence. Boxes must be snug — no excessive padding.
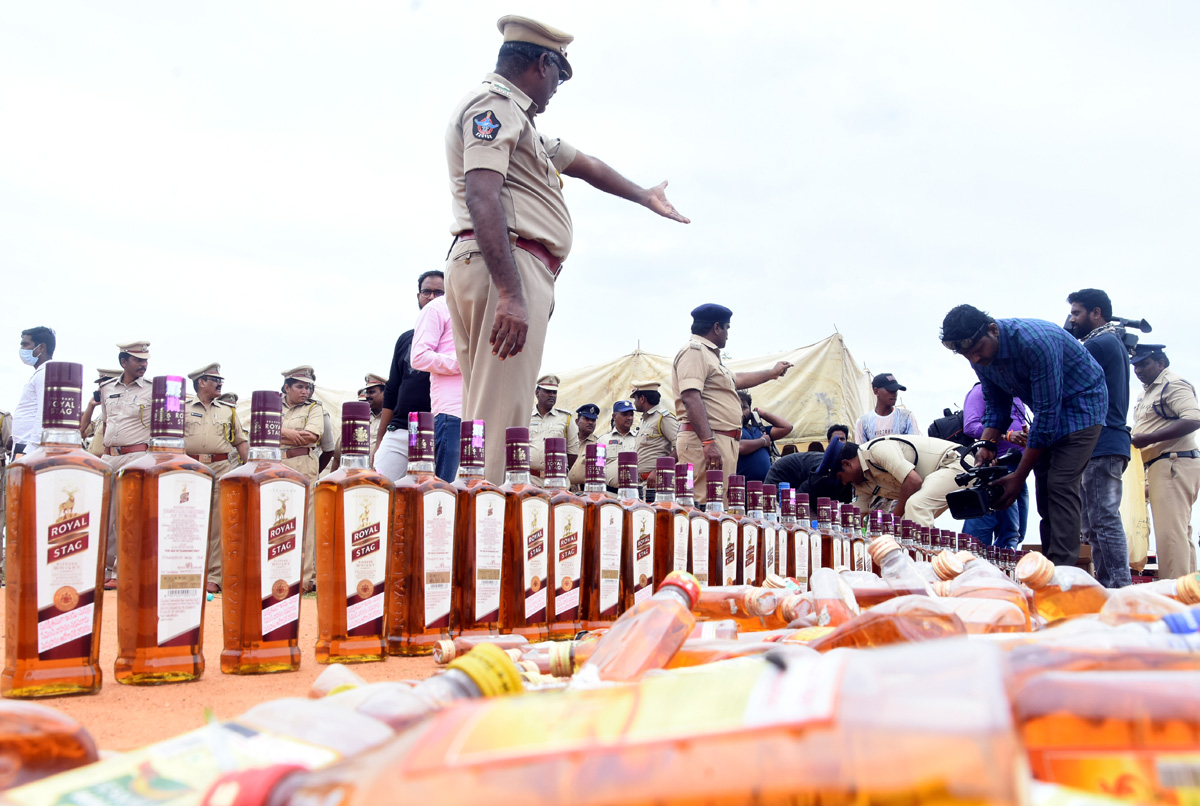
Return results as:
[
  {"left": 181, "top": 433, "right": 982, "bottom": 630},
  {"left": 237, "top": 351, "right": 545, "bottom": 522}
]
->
[
  {"left": 855, "top": 373, "right": 920, "bottom": 443},
  {"left": 9, "top": 326, "right": 56, "bottom": 457}
]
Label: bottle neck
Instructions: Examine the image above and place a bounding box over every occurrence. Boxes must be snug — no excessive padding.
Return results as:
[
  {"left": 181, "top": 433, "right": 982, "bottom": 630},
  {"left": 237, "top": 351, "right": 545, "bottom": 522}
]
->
[
  {"left": 657, "top": 586, "right": 693, "bottom": 609},
  {"left": 408, "top": 458, "right": 435, "bottom": 475},
  {"left": 504, "top": 469, "right": 531, "bottom": 485},
  {"left": 341, "top": 454, "right": 370, "bottom": 470},
  {"left": 618, "top": 485, "right": 640, "bottom": 500},
  {"left": 40, "top": 428, "right": 82, "bottom": 447},
  {"left": 656, "top": 490, "right": 676, "bottom": 504},
  {"left": 781, "top": 514, "right": 796, "bottom": 526},
  {"left": 749, "top": 507, "right": 764, "bottom": 518},
  {"left": 706, "top": 500, "right": 724, "bottom": 513},
  {"left": 729, "top": 505, "right": 746, "bottom": 516},
  {"left": 149, "top": 436, "right": 185, "bottom": 452},
  {"left": 249, "top": 446, "right": 282, "bottom": 461},
  {"left": 456, "top": 463, "right": 484, "bottom": 481},
  {"left": 545, "top": 476, "right": 568, "bottom": 489},
  {"left": 765, "top": 511, "right": 778, "bottom": 522},
  {"left": 584, "top": 481, "right": 606, "bottom": 493},
  {"left": 678, "top": 494, "right": 694, "bottom": 507}
]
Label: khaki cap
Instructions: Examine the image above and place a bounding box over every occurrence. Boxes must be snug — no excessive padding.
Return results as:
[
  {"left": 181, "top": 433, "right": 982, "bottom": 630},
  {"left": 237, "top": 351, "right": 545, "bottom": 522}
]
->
[
  {"left": 95, "top": 368, "right": 122, "bottom": 383},
  {"left": 363, "top": 373, "right": 387, "bottom": 389},
  {"left": 497, "top": 15, "right": 573, "bottom": 79},
  {"left": 117, "top": 340, "right": 151, "bottom": 359},
  {"left": 536, "top": 374, "right": 560, "bottom": 391},
  {"left": 187, "top": 362, "right": 224, "bottom": 381},
  {"left": 282, "top": 365, "right": 316, "bottom": 384},
  {"left": 218, "top": 392, "right": 239, "bottom": 405},
  {"left": 631, "top": 380, "right": 661, "bottom": 394}
]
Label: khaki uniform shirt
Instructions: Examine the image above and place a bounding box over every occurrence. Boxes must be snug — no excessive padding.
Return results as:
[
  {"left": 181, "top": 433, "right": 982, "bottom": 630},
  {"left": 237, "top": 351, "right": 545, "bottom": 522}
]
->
[
  {"left": 1133, "top": 368, "right": 1200, "bottom": 463},
  {"left": 635, "top": 407, "right": 679, "bottom": 474},
  {"left": 100, "top": 376, "right": 153, "bottom": 449},
  {"left": 445, "top": 73, "right": 578, "bottom": 260},
  {"left": 369, "top": 410, "right": 382, "bottom": 448},
  {"left": 600, "top": 427, "right": 640, "bottom": 488},
  {"left": 185, "top": 397, "right": 246, "bottom": 479},
  {"left": 567, "top": 431, "right": 601, "bottom": 489},
  {"left": 529, "top": 406, "right": 579, "bottom": 475},
  {"left": 281, "top": 401, "right": 324, "bottom": 482},
  {"left": 672, "top": 336, "right": 740, "bottom": 431},
  {"left": 85, "top": 418, "right": 105, "bottom": 456},
  {"left": 853, "top": 435, "right": 965, "bottom": 503}
]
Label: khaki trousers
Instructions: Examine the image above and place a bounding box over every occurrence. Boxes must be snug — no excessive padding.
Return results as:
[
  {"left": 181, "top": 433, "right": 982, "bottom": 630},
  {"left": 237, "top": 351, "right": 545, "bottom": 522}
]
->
[
  {"left": 445, "top": 242, "right": 556, "bottom": 486},
  {"left": 204, "top": 459, "right": 235, "bottom": 587},
  {"left": 676, "top": 431, "right": 738, "bottom": 505},
  {"left": 1147, "top": 456, "right": 1200, "bottom": 578},
  {"left": 904, "top": 449, "right": 973, "bottom": 527}
]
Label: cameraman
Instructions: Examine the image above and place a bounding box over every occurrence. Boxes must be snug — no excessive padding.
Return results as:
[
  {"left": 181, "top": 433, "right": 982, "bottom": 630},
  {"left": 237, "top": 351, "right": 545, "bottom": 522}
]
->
[
  {"left": 815, "top": 434, "right": 974, "bottom": 525},
  {"left": 962, "top": 382, "right": 1028, "bottom": 548},
  {"left": 940, "top": 305, "right": 1106, "bottom": 566}
]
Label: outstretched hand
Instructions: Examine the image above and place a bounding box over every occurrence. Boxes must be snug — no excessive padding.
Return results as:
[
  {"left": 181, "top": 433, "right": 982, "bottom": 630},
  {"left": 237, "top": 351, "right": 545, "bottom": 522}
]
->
[{"left": 646, "top": 181, "right": 690, "bottom": 223}]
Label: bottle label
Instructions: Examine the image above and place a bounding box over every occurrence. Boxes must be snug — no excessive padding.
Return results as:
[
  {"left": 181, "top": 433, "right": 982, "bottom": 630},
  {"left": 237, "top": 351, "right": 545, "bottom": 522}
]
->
[
  {"left": 864, "top": 542, "right": 874, "bottom": 575},
  {"left": 795, "top": 529, "right": 810, "bottom": 591},
  {"left": 598, "top": 503, "right": 623, "bottom": 616},
  {"left": 1028, "top": 751, "right": 1200, "bottom": 806},
  {"left": 763, "top": 525, "right": 776, "bottom": 579},
  {"left": 690, "top": 518, "right": 709, "bottom": 585},
  {"left": 832, "top": 536, "right": 843, "bottom": 569},
  {"left": 631, "top": 509, "right": 655, "bottom": 605},
  {"left": 422, "top": 489, "right": 457, "bottom": 630},
  {"left": 552, "top": 502, "right": 583, "bottom": 619},
  {"left": 777, "top": 529, "right": 788, "bottom": 576},
  {"left": 259, "top": 479, "right": 305, "bottom": 640},
  {"left": 155, "top": 470, "right": 212, "bottom": 647},
  {"left": 672, "top": 513, "right": 690, "bottom": 573},
  {"left": 721, "top": 521, "right": 738, "bottom": 586},
  {"left": 34, "top": 466, "right": 104, "bottom": 659},
  {"left": 742, "top": 524, "right": 758, "bottom": 585},
  {"left": 344, "top": 486, "right": 388, "bottom": 634},
  {"left": 852, "top": 541, "right": 865, "bottom": 572},
  {"left": 473, "top": 491, "right": 505, "bottom": 622},
  {"left": 522, "top": 499, "right": 549, "bottom": 621},
  {"left": 811, "top": 533, "right": 822, "bottom": 577}
]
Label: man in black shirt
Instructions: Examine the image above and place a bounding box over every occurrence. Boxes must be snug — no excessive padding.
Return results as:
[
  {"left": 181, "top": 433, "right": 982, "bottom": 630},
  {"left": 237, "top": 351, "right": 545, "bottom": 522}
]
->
[{"left": 373, "top": 271, "right": 440, "bottom": 481}]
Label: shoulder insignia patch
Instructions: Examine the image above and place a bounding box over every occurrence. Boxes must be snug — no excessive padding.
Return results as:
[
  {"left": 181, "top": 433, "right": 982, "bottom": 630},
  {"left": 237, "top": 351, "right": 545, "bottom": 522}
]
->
[
  {"left": 472, "top": 110, "right": 501, "bottom": 141},
  {"left": 488, "top": 82, "right": 513, "bottom": 98}
]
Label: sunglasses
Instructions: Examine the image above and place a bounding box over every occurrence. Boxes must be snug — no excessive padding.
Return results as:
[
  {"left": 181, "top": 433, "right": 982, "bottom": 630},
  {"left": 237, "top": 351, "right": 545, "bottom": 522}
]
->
[{"left": 941, "top": 322, "right": 989, "bottom": 354}]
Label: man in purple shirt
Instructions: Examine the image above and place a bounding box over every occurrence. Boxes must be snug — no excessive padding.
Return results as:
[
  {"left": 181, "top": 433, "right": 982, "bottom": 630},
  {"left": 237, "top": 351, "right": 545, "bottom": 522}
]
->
[{"left": 961, "top": 383, "right": 1029, "bottom": 548}]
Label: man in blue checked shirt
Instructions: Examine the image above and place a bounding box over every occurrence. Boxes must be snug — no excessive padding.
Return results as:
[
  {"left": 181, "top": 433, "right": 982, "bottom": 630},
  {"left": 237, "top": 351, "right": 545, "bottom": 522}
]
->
[{"left": 940, "top": 304, "right": 1107, "bottom": 566}]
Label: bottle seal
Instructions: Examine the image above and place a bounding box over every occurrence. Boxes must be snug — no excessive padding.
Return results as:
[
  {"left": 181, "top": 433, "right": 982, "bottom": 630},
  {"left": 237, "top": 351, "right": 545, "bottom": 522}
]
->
[
  {"left": 446, "top": 642, "right": 524, "bottom": 697},
  {"left": 659, "top": 570, "right": 702, "bottom": 609},
  {"left": 150, "top": 375, "right": 186, "bottom": 439},
  {"left": 340, "top": 401, "right": 371, "bottom": 456}
]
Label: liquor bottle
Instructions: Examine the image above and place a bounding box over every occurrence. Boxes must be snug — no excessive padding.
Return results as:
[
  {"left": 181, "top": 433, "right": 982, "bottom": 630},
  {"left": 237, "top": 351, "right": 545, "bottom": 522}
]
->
[
  {"left": 433, "top": 633, "right": 528, "bottom": 665},
  {"left": 777, "top": 487, "right": 796, "bottom": 581},
  {"left": 114, "top": 376, "right": 215, "bottom": 684},
  {"left": 581, "top": 444, "right": 623, "bottom": 630},
  {"left": 898, "top": 519, "right": 915, "bottom": 561},
  {"left": 387, "top": 412, "right": 458, "bottom": 657},
  {"left": 937, "top": 558, "right": 1033, "bottom": 631},
  {"left": 451, "top": 420, "right": 506, "bottom": 638},
  {"left": 219, "top": 390, "right": 309, "bottom": 674},
  {"left": 813, "top": 496, "right": 832, "bottom": 573},
  {"left": 674, "top": 462, "right": 695, "bottom": 512},
  {"left": 808, "top": 594, "right": 967, "bottom": 652},
  {"left": 0, "top": 700, "right": 99, "bottom": 786},
  {"left": 314, "top": 402, "right": 394, "bottom": 665},
  {"left": 1016, "top": 552, "right": 1111, "bottom": 623},
  {"left": 665, "top": 639, "right": 778, "bottom": 669},
  {"left": 867, "top": 535, "right": 936, "bottom": 597},
  {"left": 692, "top": 584, "right": 780, "bottom": 631},
  {"left": 847, "top": 508, "right": 866, "bottom": 572},
  {"left": 616, "top": 451, "right": 657, "bottom": 611},
  {"left": 792, "top": 492, "right": 814, "bottom": 592},
  {"left": 544, "top": 437, "right": 583, "bottom": 640},
  {"left": 574, "top": 571, "right": 701, "bottom": 684},
  {"left": 500, "top": 427, "right": 552, "bottom": 641},
  {"left": 762, "top": 483, "right": 781, "bottom": 576},
  {"left": 727, "top": 475, "right": 755, "bottom": 586},
  {"left": 1141, "top": 573, "right": 1200, "bottom": 604},
  {"left": 1097, "top": 586, "right": 1187, "bottom": 625},
  {"left": 651, "top": 458, "right": 689, "bottom": 584},
  {"left": 809, "top": 567, "right": 860, "bottom": 627},
  {"left": 3, "top": 362, "right": 111, "bottom": 698},
  {"left": 842, "top": 507, "right": 856, "bottom": 570},
  {"left": 745, "top": 480, "right": 769, "bottom": 585},
  {"left": 866, "top": 510, "right": 888, "bottom": 576},
  {"left": 687, "top": 470, "right": 721, "bottom": 587}
]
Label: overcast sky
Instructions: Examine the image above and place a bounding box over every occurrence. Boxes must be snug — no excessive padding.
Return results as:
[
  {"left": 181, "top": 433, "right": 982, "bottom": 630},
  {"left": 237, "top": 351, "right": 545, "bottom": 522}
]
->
[{"left": 4, "top": 2, "right": 1199, "bottom": 542}]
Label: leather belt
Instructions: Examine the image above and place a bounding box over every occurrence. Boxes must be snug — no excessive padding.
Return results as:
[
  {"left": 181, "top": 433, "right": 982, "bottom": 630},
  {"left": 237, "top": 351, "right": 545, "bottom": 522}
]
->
[
  {"left": 455, "top": 230, "right": 562, "bottom": 280},
  {"left": 680, "top": 423, "right": 740, "bottom": 440},
  {"left": 107, "top": 444, "right": 148, "bottom": 456},
  {"left": 188, "top": 453, "right": 229, "bottom": 463},
  {"left": 1146, "top": 449, "right": 1199, "bottom": 469},
  {"left": 284, "top": 447, "right": 312, "bottom": 459}
]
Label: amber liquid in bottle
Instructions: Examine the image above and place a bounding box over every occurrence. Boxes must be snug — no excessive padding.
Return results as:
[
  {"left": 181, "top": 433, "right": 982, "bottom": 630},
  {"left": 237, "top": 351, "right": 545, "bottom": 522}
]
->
[
  {"left": 543, "top": 437, "right": 581, "bottom": 640},
  {"left": 616, "top": 452, "right": 658, "bottom": 612},
  {"left": 3, "top": 363, "right": 110, "bottom": 698},
  {"left": 784, "top": 491, "right": 811, "bottom": 591},
  {"left": 388, "top": 413, "right": 458, "bottom": 657},
  {"left": 500, "top": 427, "right": 552, "bottom": 641},
  {"left": 115, "top": 376, "right": 215, "bottom": 684},
  {"left": 762, "top": 484, "right": 781, "bottom": 577},
  {"left": 220, "top": 391, "right": 309, "bottom": 674},
  {"left": 651, "top": 461, "right": 689, "bottom": 586},
  {"left": 817, "top": 498, "right": 838, "bottom": 571},
  {"left": 581, "top": 444, "right": 624, "bottom": 629},
  {"left": 1017, "top": 552, "right": 1111, "bottom": 623},
  {"left": 687, "top": 471, "right": 722, "bottom": 587},
  {"left": 846, "top": 509, "right": 866, "bottom": 572},
  {"left": 726, "top": 475, "right": 755, "bottom": 586},
  {"left": 450, "top": 420, "right": 507, "bottom": 639},
  {"left": 314, "top": 403, "right": 393, "bottom": 664}
]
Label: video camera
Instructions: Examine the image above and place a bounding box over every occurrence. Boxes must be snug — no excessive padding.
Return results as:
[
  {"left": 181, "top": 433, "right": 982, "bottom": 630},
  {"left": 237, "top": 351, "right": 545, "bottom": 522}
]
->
[
  {"left": 1063, "top": 315, "right": 1152, "bottom": 353},
  {"left": 945, "top": 445, "right": 1022, "bottom": 520}
]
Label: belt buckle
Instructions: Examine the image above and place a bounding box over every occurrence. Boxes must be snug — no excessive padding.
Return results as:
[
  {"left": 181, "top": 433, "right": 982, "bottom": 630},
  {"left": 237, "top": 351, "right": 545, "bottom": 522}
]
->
[{"left": 198, "top": 453, "right": 213, "bottom": 463}]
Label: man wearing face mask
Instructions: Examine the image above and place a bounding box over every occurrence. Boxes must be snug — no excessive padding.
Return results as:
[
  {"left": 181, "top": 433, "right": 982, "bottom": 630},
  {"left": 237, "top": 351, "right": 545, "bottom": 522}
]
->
[{"left": 10, "top": 326, "right": 56, "bottom": 459}]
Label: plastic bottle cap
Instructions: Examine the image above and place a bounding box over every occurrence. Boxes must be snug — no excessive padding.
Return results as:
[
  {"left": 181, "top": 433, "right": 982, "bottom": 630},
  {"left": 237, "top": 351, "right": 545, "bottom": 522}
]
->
[
  {"left": 434, "top": 640, "right": 456, "bottom": 663},
  {"left": 446, "top": 642, "right": 524, "bottom": 697},
  {"left": 1177, "top": 574, "right": 1200, "bottom": 606},
  {"left": 933, "top": 580, "right": 952, "bottom": 597},
  {"left": 1015, "top": 551, "right": 1054, "bottom": 589},
  {"left": 549, "top": 642, "right": 575, "bottom": 677},
  {"left": 761, "top": 573, "right": 789, "bottom": 589},
  {"left": 932, "top": 550, "right": 965, "bottom": 581},
  {"left": 866, "top": 534, "right": 900, "bottom": 565},
  {"left": 659, "top": 570, "right": 702, "bottom": 609},
  {"left": 201, "top": 764, "right": 307, "bottom": 806}
]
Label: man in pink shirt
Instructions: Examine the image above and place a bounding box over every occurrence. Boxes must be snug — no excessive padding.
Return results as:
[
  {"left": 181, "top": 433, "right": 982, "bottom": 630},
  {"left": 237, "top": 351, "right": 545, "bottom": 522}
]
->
[{"left": 411, "top": 294, "right": 463, "bottom": 481}]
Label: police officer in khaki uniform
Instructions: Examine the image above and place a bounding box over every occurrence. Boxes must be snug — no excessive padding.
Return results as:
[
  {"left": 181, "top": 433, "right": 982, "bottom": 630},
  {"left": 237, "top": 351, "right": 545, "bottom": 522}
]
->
[
  {"left": 280, "top": 365, "right": 324, "bottom": 591},
  {"left": 600, "top": 400, "right": 639, "bottom": 490},
  {"left": 566, "top": 403, "right": 601, "bottom": 490},
  {"left": 528, "top": 374, "right": 579, "bottom": 481},
  {"left": 1131, "top": 344, "right": 1200, "bottom": 577},
  {"left": 185, "top": 362, "right": 249, "bottom": 593},
  {"left": 632, "top": 380, "right": 679, "bottom": 493},
  {"left": 362, "top": 373, "right": 387, "bottom": 450},
  {"left": 443, "top": 15, "right": 689, "bottom": 486},
  {"left": 673, "top": 305, "right": 791, "bottom": 504},
  {"left": 80, "top": 368, "right": 121, "bottom": 456},
  {"left": 100, "top": 340, "right": 155, "bottom": 586}
]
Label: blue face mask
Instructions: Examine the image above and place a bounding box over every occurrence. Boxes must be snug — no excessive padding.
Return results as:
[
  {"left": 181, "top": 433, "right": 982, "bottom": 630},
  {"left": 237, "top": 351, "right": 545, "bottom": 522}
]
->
[{"left": 19, "top": 348, "right": 38, "bottom": 367}]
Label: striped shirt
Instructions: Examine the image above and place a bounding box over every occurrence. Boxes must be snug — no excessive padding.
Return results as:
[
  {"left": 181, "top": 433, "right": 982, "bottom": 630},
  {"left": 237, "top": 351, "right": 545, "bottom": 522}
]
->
[{"left": 974, "top": 318, "right": 1107, "bottom": 450}]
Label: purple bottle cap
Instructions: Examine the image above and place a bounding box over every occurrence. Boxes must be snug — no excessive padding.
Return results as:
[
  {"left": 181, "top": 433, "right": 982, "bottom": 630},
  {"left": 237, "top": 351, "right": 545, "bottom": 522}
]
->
[
  {"left": 150, "top": 376, "right": 186, "bottom": 439},
  {"left": 406, "top": 412, "right": 435, "bottom": 462},
  {"left": 705, "top": 469, "right": 724, "bottom": 502},
  {"left": 544, "top": 437, "right": 568, "bottom": 480},
  {"left": 655, "top": 457, "right": 675, "bottom": 494},
  {"left": 504, "top": 426, "right": 531, "bottom": 473},
  {"left": 746, "top": 480, "right": 763, "bottom": 511},
  {"left": 816, "top": 497, "right": 832, "bottom": 522},
  {"left": 340, "top": 401, "right": 371, "bottom": 455},
  {"left": 617, "top": 451, "right": 639, "bottom": 489},
  {"left": 250, "top": 391, "right": 282, "bottom": 447},
  {"left": 727, "top": 475, "right": 746, "bottom": 507},
  {"left": 41, "top": 361, "right": 83, "bottom": 431},
  {"left": 840, "top": 508, "right": 853, "bottom": 527},
  {"left": 779, "top": 487, "right": 796, "bottom": 518},
  {"left": 459, "top": 420, "right": 485, "bottom": 468},
  {"left": 674, "top": 462, "right": 694, "bottom": 496},
  {"left": 585, "top": 442, "right": 606, "bottom": 485},
  {"left": 762, "top": 484, "right": 777, "bottom": 512}
]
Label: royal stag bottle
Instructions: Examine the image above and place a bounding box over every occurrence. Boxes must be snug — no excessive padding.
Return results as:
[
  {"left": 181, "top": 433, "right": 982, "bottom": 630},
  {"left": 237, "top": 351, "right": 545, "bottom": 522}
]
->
[
  {"left": 783, "top": 488, "right": 811, "bottom": 591},
  {"left": 814, "top": 496, "right": 835, "bottom": 572},
  {"left": 114, "top": 376, "right": 214, "bottom": 684},
  {"left": 500, "top": 427, "right": 551, "bottom": 641},
  {"left": 651, "top": 458, "right": 689, "bottom": 583},
  {"left": 762, "top": 483, "right": 781, "bottom": 576},
  {"left": 3, "top": 362, "right": 111, "bottom": 698},
  {"left": 544, "top": 437, "right": 583, "bottom": 640},
  {"left": 581, "top": 444, "right": 623, "bottom": 629},
  {"left": 219, "top": 391, "right": 309, "bottom": 674},
  {"left": 451, "top": 420, "right": 506, "bottom": 638},
  {"left": 726, "top": 475, "right": 755, "bottom": 586},
  {"left": 674, "top": 462, "right": 695, "bottom": 512},
  {"left": 314, "top": 402, "right": 393, "bottom": 664},
  {"left": 388, "top": 412, "right": 457, "bottom": 656},
  {"left": 617, "top": 451, "right": 658, "bottom": 610},
  {"left": 687, "top": 470, "right": 724, "bottom": 588}
]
